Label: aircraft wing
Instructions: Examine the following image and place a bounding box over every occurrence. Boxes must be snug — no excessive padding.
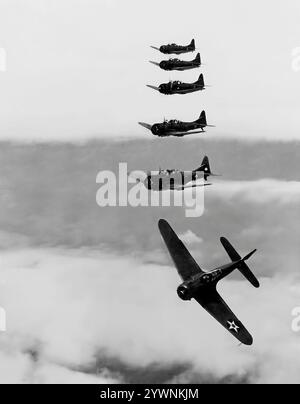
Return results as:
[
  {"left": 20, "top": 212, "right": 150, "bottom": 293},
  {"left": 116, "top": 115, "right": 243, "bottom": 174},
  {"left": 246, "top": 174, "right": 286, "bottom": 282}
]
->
[
  {"left": 138, "top": 122, "right": 152, "bottom": 131},
  {"left": 149, "top": 61, "right": 161, "bottom": 67},
  {"left": 172, "top": 183, "right": 212, "bottom": 191},
  {"left": 147, "top": 85, "right": 160, "bottom": 92},
  {"left": 193, "top": 287, "right": 253, "bottom": 345},
  {"left": 158, "top": 219, "right": 204, "bottom": 281},
  {"left": 170, "top": 130, "right": 206, "bottom": 136}
]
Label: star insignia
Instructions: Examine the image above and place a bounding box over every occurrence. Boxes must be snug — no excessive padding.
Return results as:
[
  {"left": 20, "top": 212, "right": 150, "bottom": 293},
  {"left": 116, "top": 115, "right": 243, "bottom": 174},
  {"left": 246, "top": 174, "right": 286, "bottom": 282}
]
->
[{"left": 227, "top": 320, "right": 240, "bottom": 333}]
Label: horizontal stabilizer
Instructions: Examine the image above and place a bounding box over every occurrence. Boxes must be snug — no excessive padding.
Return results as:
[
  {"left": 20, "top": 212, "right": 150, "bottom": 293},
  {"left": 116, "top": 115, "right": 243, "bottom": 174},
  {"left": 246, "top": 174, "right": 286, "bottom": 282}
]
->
[
  {"left": 243, "top": 249, "right": 257, "bottom": 262},
  {"left": 220, "top": 237, "right": 260, "bottom": 288}
]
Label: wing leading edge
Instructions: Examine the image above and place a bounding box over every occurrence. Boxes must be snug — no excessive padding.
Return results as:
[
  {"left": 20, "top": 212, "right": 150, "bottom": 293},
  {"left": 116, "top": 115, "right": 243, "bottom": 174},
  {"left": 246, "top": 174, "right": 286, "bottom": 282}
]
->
[{"left": 158, "top": 219, "right": 203, "bottom": 281}]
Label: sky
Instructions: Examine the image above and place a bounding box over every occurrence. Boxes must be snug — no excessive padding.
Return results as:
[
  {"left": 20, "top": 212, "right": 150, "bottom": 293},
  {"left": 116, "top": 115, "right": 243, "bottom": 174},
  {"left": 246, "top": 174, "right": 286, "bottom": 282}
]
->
[
  {"left": 0, "top": 0, "right": 299, "bottom": 385},
  {"left": 0, "top": 0, "right": 300, "bottom": 141}
]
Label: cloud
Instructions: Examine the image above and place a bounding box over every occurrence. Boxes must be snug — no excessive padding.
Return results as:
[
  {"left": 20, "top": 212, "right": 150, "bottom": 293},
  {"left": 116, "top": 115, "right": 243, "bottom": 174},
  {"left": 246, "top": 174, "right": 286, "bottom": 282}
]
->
[
  {"left": 0, "top": 248, "right": 300, "bottom": 384},
  {"left": 179, "top": 231, "right": 203, "bottom": 245},
  {"left": 212, "top": 180, "right": 300, "bottom": 205},
  {"left": 0, "top": 140, "right": 298, "bottom": 383}
]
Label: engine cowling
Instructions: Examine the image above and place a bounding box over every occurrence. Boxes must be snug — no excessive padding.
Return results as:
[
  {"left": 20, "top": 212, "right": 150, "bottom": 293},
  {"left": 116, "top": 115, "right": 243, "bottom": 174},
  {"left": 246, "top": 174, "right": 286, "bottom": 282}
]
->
[
  {"left": 151, "top": 124, "right": 162, "bottom": 136},
  {"left": 160, "top": 61, "right": 168, "bottom": 70},
  {"left": 177, "top": 284, "right": 193, "bottom": 301}
]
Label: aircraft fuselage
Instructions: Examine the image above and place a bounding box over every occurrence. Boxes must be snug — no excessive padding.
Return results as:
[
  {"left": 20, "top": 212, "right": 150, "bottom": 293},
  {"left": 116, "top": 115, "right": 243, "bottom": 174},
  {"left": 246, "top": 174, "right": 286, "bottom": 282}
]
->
[
  {"left": 151, "top": 120, "right": 205, "bottom": 137},
  {"left": 160, "top": 60, "right": 200, "bottom": 71},
  {"left": 160, "top": 46, "right": 195, "bottom": 55},
  {"left": 177, "top": 263, "right": 239, "bottom": 301},
  {"left": 159, "top": 82, "right": 204, "bottom": 95},
  {"left": 144, "top": 170, "right": 205, "bottom": 191}
]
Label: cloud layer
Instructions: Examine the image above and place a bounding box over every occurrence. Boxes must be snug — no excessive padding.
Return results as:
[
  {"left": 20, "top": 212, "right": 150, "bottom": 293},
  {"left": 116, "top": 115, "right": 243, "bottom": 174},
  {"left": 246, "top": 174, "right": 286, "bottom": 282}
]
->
[
  {"left": 0, "top": 140, "right": 298, "bottom": 383},
  {"left": 0, "top": 248, "right": 299, "bottom": 384}
]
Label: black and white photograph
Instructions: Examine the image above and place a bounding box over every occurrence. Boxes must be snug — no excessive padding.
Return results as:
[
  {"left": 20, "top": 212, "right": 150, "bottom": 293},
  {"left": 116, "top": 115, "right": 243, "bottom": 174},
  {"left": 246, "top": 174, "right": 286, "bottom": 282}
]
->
[{"left": 0, "top": 0, "right": 299, "bottom": 389}]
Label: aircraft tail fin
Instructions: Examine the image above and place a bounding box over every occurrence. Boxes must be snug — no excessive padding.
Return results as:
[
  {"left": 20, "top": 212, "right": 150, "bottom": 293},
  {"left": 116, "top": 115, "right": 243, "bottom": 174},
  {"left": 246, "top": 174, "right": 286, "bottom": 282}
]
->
[
  {"left": 194, "top": 53, "right": 201, "bottom": 64},
  {"left": 197, "top": 73, "right": 204, "bottom": 87},
  {"left": 195, "top": 156, "right": 211, "bottom": 181},
  {"left": 190, "top": 39, "right": 195, "bottom": 50},
  {"left": 220, "top": 238, "right": 260, "bottom": 288},
  {"left": 197, "top": 110, "right": 207, "bottom": 126}
]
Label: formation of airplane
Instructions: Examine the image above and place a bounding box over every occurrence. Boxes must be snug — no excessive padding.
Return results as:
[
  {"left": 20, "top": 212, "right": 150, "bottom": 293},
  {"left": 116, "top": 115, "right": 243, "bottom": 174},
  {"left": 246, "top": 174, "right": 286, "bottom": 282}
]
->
[
  {"left": 133, "top": 156, "right": 219, "bottom": 191},
  {"left": 158, "top": 220, "right": 260, "bottom": 346},
  {"left": 139, "top": 111, "right": 215, "bottom": 137},
  {"left": 150, "top": 53, "right": 202, "bottom": 72},
  {"left": 151, "top": 39, "right": 196, "bottom": 55},
  {"left": 139, "top": 40, "right": 260, "bottom": 345},
  {"left": 147, "top": 74, "right": 206, "bottom": 95}
]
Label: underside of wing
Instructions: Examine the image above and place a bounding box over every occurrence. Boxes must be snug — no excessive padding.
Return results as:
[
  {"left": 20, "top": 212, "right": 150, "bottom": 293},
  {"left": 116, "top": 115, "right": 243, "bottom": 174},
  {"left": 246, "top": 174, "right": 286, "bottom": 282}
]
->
[
  {"left": 193, "top": 287, "right": 253, "bottom": 345},
  {"left": 158, "top": 219, "right": 203, "bottom": 281},
  {"left": 173, "top": 183, "right": 212, "bottom": 191},
  {"left": 171, "top": 130, "right": 205, "bottom": 136}
]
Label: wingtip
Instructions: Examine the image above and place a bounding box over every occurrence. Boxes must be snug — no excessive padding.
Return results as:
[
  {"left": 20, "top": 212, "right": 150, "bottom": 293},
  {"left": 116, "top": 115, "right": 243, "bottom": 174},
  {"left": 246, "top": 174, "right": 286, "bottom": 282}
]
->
[
  {"left": 146, "top": 85, "right": 160, "bottom": 92},
  {"left": 138, "top": 122, "right": 152, "bottom": 131},
  {"left": 158, "top": 219, "right": 169, "bottom": 232},
  {"left": 244, "top": 335, "right": 253, "bottom": 346},
  {"left": 149, "top": 61, "right": 160, "bottom": 67}
]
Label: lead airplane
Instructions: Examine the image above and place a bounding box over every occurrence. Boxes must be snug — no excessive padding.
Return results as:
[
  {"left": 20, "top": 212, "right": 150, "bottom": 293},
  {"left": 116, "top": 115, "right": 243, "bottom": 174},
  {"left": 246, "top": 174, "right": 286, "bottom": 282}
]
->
[
  {"left": 150, "top": 53, "right": 202, "bottom": 71},
  {"left": 151, "top": 39, "right": 196, "bottom": 55},
  {"left": 147, "top": 74, "right": 206, "bottom": 95},
  {"left": 158, "top": 220, "right": 260, "bottom": 345},
  {"left": 139, "top": 111, "right": 214, "bottom": 137}
]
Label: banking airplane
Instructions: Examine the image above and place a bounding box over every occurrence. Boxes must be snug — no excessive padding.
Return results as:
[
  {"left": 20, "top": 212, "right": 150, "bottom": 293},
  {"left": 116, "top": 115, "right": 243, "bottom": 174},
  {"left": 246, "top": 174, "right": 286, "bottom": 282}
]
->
[{"left": 158, "top": 220, "right": 260, "bottom": 345}]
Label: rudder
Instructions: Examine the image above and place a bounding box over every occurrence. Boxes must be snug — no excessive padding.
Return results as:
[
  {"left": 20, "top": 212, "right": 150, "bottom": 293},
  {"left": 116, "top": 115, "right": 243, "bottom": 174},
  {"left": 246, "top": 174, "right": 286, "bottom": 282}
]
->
[
  {"left": 198, "top": 110, "right": 207, "bottom": 126},
  {"left": 197, "top": 73, "right": 204, "bottom": 87},
  {"left": 195, "top": 156, "right": 211, "bottom": 181},
  {"left": 194, "top": 53, "right": 201, "bottom": 64}
]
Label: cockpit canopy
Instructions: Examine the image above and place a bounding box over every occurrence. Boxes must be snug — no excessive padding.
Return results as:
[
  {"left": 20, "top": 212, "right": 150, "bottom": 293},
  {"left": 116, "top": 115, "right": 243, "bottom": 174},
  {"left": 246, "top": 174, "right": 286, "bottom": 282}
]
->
[{"left": 169, "top": 119, "right": 180, "bottom": 125}]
